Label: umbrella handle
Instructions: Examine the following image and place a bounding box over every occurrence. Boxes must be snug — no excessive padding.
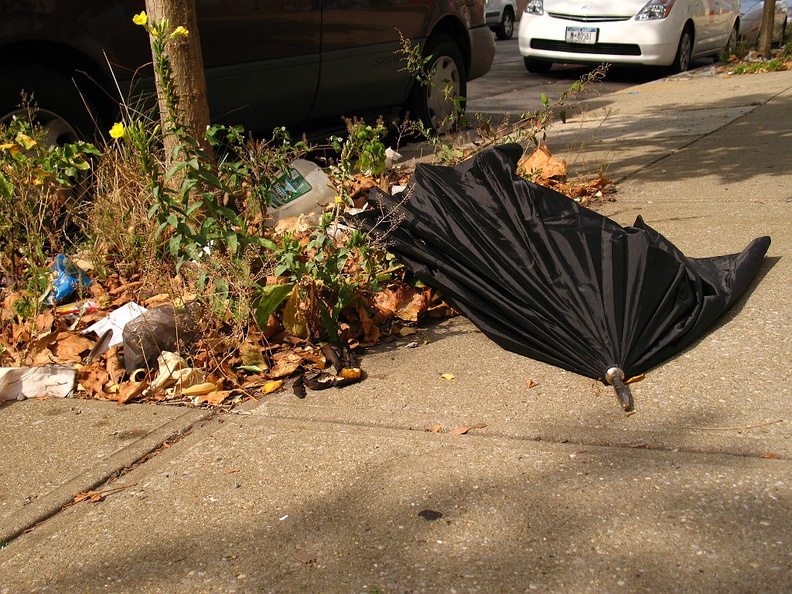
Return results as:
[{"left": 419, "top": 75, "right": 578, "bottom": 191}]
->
[{"left": 605, "top": 367, "right": 633, "bottom": 412}]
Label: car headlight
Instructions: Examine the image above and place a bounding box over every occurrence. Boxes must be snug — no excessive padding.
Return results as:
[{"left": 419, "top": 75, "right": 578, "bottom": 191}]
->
[
  {"left": 525, "top": 0, "right": 543, "bottom": 15},
  {"left": 635, "top": 0, "right": 676, "bottom": 20}
]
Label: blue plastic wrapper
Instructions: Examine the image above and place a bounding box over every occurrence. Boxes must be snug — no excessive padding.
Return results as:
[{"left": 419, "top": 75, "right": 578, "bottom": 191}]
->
[{"left": 49, "top": 254, "right": 92, "bottom": 304}]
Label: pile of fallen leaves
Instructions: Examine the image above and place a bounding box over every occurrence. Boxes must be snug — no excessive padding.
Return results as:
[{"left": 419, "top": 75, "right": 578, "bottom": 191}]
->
[
  {"left": 0, "top": 256, "right": 450, "bottom": 408},
  {"left": 518, "top": 144, "right": 612, "bottom": 206}
]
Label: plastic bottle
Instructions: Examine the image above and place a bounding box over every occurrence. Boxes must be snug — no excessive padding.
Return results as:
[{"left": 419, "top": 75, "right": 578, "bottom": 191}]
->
[{"left": 267, "top": 159, "right": 336, "bottom": 222}]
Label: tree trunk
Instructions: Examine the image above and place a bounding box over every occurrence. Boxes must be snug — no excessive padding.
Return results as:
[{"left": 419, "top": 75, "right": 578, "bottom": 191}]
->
[
  {"left": 144, "top": 0, "right": 213, "bottom": 163},
  {"left": 758, "top": 0, "right": 776, "bottom": 58}
]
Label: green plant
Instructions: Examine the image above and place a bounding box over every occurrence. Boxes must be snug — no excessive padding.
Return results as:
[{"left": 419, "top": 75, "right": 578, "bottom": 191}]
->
[
  {"left": 205, "top": 123, "right": 312, "bottom": 236},
  {"left": 329, "top": 118, "right": 388, "bottom": 207},
  {"left": 396, "top": 35, "right": 468, "bottom": 163},
  {"left": 271, "top": 212, "right": 389, "bottom": 340},
  {"left": 396, "top": 35, "right": 607, "bottom": 166},
  {"left": 112, "top": 12, "right": 273, "bottom": 271},
  {"left": 0, "top": 103, "right": 100, "bottom": 300}
]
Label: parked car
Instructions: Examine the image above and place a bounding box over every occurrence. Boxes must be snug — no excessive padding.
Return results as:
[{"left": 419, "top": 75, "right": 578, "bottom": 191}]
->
[
  {"left": 0, "top": 1, "right": 495, "bottom": 144},
  {"left": 486, "top": 0, "right": 517, "bottom": 40},
  {"left": 518, "top": 0, "right": 740, "bottom": 74},
  {"left": 739, "top": 0, "right": 789, "bottom": 45}
]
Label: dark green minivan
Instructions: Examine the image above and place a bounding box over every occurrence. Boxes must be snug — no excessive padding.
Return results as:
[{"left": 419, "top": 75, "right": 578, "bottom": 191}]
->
[{"left": 0, "top": 1, "right": 495, "bottom": 143}]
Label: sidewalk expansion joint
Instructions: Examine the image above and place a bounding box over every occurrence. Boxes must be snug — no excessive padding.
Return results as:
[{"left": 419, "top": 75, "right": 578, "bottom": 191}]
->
[
  {"left": 255, "top": 407, "right": 788, "bottom": 462},
  {"left": 0, "top": 408, "right": 215, "bottom": 547}
]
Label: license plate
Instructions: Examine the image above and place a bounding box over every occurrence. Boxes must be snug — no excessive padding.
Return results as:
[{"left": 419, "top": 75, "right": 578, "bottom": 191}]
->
[{"left": 565, "top": 27, "right": 597, "bottom": 44}]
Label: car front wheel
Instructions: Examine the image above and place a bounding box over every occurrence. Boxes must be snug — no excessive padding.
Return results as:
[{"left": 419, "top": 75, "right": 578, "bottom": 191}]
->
[
  {"left": 406, "top": 35, "right": 467, "bottom": 134},
  {"left": 670, "top": 26, "right": 693, "bottom": 74},
  {"left": 495, "top": 9, "right": 515, "bottom": 40}
]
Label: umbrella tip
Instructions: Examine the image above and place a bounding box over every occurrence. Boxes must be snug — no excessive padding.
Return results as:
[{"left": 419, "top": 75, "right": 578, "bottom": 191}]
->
[{"left": 605, "top": 367, "right": 634, "bottom": 412}]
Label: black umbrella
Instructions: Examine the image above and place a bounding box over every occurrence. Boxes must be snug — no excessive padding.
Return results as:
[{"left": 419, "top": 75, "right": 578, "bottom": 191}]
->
[{"left": 356, "top": 144, "right": 770, "bottom": 410}]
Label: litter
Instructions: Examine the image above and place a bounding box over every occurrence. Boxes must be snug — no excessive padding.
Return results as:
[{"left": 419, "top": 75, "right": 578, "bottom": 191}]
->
[
  {"left": 356, "top": 144, "right": 770, "bottom": 411},
  {"left": 83, "top": 302, "right": 148, "bottom": 357},
  {"left": 267, "top": 159, "right": 336, "bottom": 222},
  {"left": 0, "top": 365, "right": 77, "bottom": 401},
  {"left": 122, "top": 304, "right": 199, "bottom": 373},
  {"left": 49, "top": 254, "right": 92, "bottom": 304}
]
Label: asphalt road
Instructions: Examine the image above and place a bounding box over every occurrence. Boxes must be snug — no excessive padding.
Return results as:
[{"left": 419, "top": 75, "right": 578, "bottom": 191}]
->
[{"left": 466, "top": 37, "right": 715, "bottom": 120}]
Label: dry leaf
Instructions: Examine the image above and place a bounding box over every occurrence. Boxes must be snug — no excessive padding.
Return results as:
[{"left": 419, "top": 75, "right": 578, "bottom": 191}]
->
[
  {"left": 117, "top": 379, "right": 147, "bottom": 405},
  {"left": 240, "top": 341, "right": 268, "bottom": 368},
  {"left": 427, "top": 424, "right": 442, "bottom": 433},
  {"left": 519, "top": 144, "right": 567, "bottom": 179},
  {"left": 53, "top": 333, "right": 95, "bottom": 362},
  {"left": 142, "top": 293, "right": 170, "bottom": 307},
  {"left": 262, "top": 379, "right": 284, "bottom": 394},
  {"left": 108, "top": 280, "right": 143, "bottom": 296},
  {"left": 357, "top": 303, "right": 381, "bottom": 344},
  {"left": 526, "top": 379, "right": 539, "bottom": 388},
  {"left": 32, "top": 347, "right": 55, "bottom": 366},
  {"left": 73, "top": 483, "right": 137, "bottom": 503},
  {"left": 282, "top": 285, "right": 308, "bottom": 339},
  {"left": 76, "top": 363, "right": 110, "bottom": 398},
  {"left": 268, "top": 357, "right": 301, "bottom": 379},
  {"left": 373, "top": 285, "right": 430, "bottom": 322},
  {"left": 196, "top": 390, "right": 231, "bottom": 405},
  {"left": 106, "top": 346, "right": 125, "bottom": 384},
  {"left": 450, "top": 423, "right": 487, "bottom": 435},
  {"left": 181, "top": 382, "right": 217, "bottom": 396}
]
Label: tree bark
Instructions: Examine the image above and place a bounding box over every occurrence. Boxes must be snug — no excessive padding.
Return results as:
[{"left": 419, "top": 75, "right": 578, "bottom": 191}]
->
[
  {"left": 758, "top": 0, "right": 777, "bottom": 58},
  {"left": 144, "top": 0, "right": 213, "bottom": 163}
]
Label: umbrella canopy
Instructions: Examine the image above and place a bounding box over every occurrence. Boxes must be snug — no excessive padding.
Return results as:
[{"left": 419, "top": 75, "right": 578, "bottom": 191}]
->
[{"left": 356, "top": 144, "right": 770, "bottom": 410}]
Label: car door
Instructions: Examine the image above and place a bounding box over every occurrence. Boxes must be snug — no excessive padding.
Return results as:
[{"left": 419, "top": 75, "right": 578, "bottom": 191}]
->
[
  {"left": 195, "top": 0, "right": 321, "bottom": 132},
  {"left": 712, "top": 0, "right": 738, "bottom": 46},
  {"left": 309, "top": 0, "right": 435, "bottom": 123},
  {"left": 688, "top": 0, "right": 719, "bottom": 53}
]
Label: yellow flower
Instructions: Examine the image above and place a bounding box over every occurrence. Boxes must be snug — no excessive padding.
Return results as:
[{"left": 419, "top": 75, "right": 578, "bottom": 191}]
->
[
  {"left": 132, "top": 11, "right": 147, "bottom": 26},
  {"left": 109, "top": 122, "right": 126, "bottom": 139},
  {"left": 170, "top": 26, "right": 189, "bottom": 39}
]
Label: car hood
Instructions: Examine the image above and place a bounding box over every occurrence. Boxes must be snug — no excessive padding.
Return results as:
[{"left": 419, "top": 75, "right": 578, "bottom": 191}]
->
[{"left": 544, "top": 0, "right": 650, "bottom": 16}]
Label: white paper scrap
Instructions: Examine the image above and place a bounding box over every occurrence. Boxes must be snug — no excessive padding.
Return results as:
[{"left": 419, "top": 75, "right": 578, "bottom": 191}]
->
[{"left": 83, "top": 302, "right": 148, "bottom": 351}]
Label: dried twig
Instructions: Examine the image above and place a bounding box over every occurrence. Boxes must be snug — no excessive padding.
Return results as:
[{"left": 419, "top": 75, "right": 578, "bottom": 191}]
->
[{"left": 73, "top": 482, "right": 138, "bottom": 504}]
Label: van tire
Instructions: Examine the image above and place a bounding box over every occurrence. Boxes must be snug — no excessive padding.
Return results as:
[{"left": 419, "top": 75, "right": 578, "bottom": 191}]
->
[{"left": 406, "top": 35, "right": 467, "bottom": 134}]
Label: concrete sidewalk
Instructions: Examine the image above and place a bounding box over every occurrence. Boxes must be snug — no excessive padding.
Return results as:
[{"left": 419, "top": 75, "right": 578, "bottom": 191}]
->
[{"left": 1, "top": 68, "right": 791, "bottom": 592}]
